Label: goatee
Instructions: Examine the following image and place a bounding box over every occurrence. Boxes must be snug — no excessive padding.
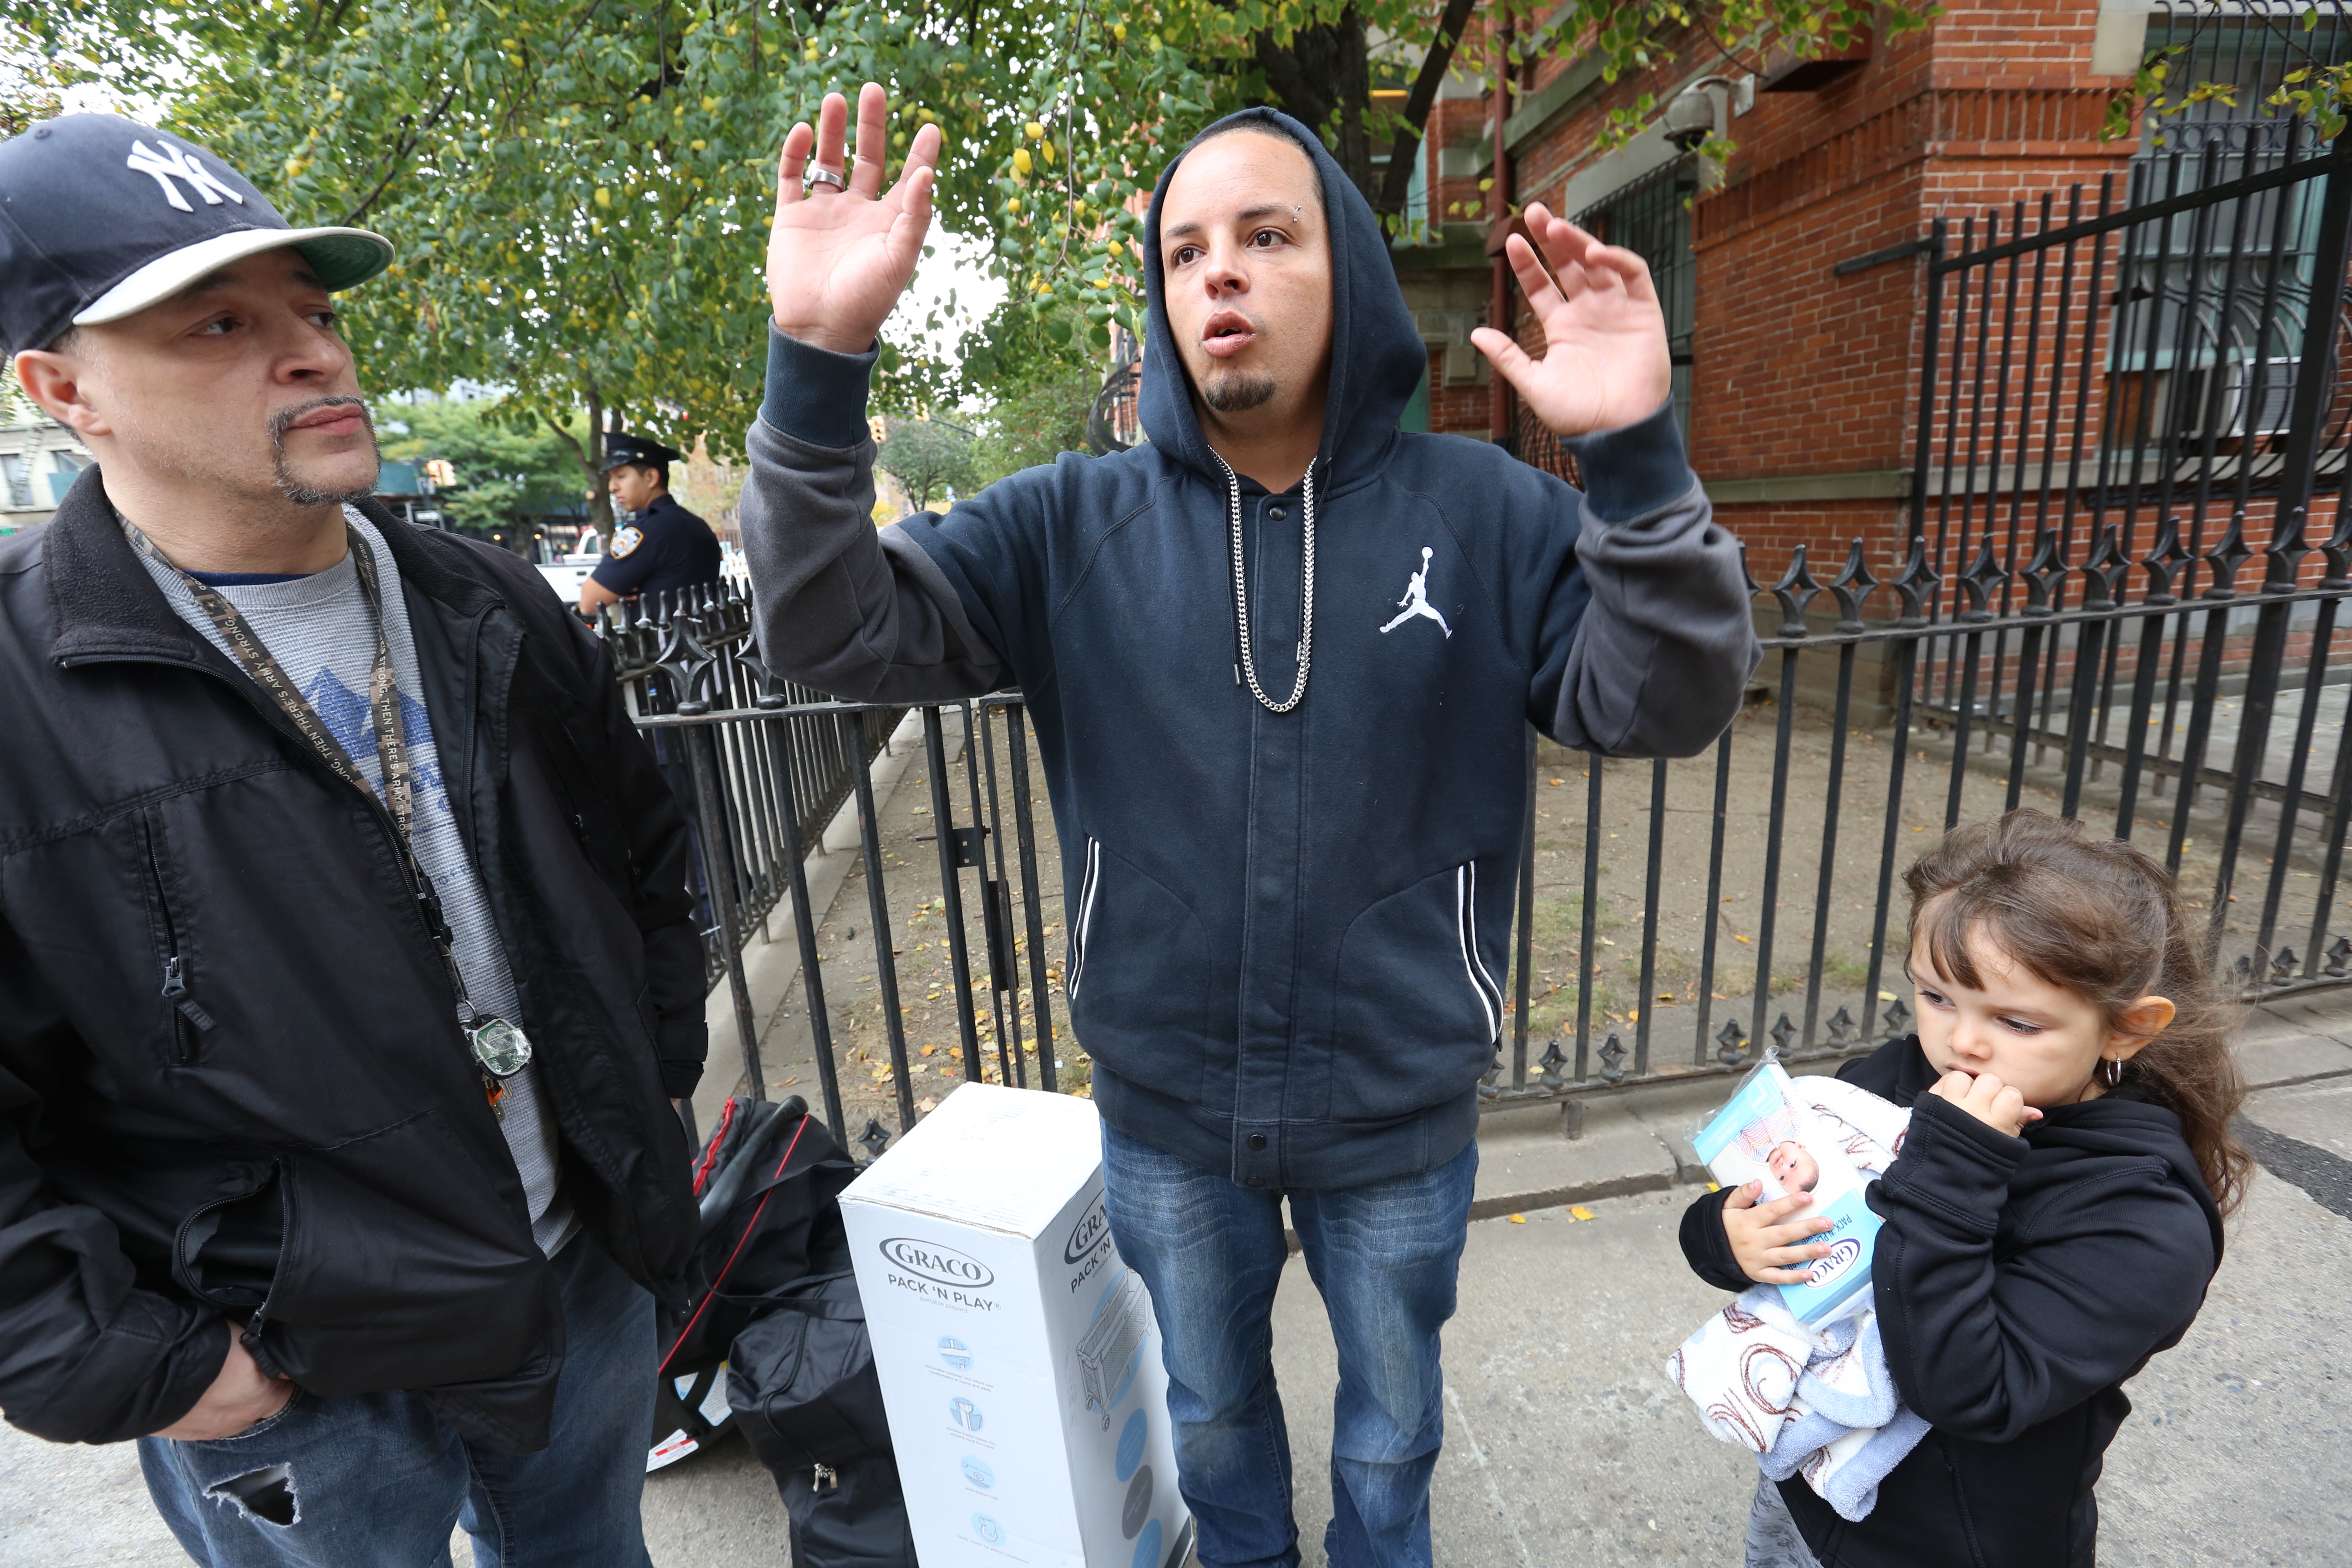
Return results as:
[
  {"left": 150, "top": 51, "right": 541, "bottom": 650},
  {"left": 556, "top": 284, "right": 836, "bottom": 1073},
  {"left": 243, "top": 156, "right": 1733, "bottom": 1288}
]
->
[
  {"left": 269, "top": 396, "right": 381, "bottom": 507},
  {"left": 1202, "top": 371, "right": 1277, "bottom": 414}
]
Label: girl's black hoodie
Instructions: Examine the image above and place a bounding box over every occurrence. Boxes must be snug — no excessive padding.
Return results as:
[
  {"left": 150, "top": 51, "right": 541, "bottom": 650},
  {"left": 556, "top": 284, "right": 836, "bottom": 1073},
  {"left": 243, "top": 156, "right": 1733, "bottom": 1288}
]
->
[{"left": 1680, "top": 1037, "right": 2225, "bottom": 1568}]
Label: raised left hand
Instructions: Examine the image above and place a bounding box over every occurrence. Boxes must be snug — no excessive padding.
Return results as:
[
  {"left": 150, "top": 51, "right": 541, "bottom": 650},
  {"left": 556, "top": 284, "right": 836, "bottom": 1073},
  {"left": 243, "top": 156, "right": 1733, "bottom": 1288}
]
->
[{"left": 1470, "top": 202, "right": 1673, "bottom": 437}]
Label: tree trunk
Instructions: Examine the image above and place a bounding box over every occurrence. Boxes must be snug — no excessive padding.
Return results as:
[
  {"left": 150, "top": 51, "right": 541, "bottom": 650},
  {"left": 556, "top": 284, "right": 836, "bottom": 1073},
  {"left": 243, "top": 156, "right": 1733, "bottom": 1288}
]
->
[
  {"left": 1253, "top": 0, "right": 1478, "bottom": 220},
  {"left": 1372, "top": 0, "right": 1484, "bottom": 218},
  {"left": 544, "top": 382, "right": 618, "bottom": 544},
  {"left": 1253, "top": 6, "right": 1375, "bottom": 200}
]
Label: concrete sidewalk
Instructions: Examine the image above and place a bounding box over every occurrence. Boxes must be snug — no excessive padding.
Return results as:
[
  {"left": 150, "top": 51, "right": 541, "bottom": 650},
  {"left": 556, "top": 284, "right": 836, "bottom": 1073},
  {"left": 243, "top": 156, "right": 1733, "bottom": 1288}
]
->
[{"left": 7, "top": 995, "right": 2348, "bottom": 1566}]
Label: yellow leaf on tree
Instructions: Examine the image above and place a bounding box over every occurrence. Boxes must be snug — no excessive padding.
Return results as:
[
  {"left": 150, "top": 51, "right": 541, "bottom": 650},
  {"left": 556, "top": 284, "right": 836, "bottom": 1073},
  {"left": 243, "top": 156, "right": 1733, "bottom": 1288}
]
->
[
  {"left": 1013, "top": 148, "right": 1033, "bottom": 175},
  {"left": 594, "top": 187, "right": 611, "bottom": 208},
  {"left": 1025, "top": 121, "right": 1045, "bottom": 138}
]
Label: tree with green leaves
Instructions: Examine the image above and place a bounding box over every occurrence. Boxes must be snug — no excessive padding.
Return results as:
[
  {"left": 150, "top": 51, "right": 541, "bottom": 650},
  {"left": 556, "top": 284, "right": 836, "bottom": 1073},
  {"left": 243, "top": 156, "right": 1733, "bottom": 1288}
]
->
[
  {"left": 13, "top": 0, "right": 1960, "bottom": 443},
  {"left": 17, "top": 0, "right": 2237, "bottom": 528},
  {"left": 875, "top": 417, "right": 978, "bottom": 512},
  {"left": 15, "top": 0, "right": 1197, "bottom": 536},
  {"left": 378, "top": 398, "right": 589, "bottom": 540},
  {"left": 0, "top": 34, "right": 66, "bottom": 143},
  {"left": 955, "top": 290, "right": 1101, "bottom": 481}
]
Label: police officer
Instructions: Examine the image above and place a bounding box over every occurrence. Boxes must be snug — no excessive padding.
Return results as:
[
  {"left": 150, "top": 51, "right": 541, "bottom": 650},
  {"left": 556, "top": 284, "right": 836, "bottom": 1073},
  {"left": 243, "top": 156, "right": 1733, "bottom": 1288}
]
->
[{"left": 578, "top": 432, "right": 722, "bottom": 615}]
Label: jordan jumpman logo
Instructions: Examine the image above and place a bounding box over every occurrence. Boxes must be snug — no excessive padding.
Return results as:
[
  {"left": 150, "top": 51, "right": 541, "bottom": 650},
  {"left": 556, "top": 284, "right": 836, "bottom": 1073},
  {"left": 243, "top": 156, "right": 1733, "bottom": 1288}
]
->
[{"left": 1379, "top": 547, "right": 1453, "bottom": 637}]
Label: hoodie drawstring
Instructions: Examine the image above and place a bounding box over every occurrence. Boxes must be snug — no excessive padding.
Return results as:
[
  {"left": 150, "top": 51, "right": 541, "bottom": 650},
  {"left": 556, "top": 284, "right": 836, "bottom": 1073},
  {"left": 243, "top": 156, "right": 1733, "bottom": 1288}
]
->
[{"left": 1215, "top": 453, "right": 1316, "bottom": 715}]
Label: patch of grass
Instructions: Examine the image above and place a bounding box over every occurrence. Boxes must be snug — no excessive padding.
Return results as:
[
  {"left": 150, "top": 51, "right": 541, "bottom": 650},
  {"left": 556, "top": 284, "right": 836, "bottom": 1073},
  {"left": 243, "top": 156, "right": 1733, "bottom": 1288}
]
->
[{"left": 1822, "top": 952, "right": 1873, "bottom": 990}]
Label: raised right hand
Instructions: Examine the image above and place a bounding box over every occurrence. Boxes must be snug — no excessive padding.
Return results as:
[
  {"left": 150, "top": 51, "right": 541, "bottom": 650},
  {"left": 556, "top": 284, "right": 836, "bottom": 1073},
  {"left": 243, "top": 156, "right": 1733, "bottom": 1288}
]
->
[
  {"left": 766, "top": 83, "right": 942, "bottom": 356},
  {"left": 153, "top": 1330, "right": 294, "bottom": 1441},
  {"left": 1721, "top": 1180, "right": 1833, "bottom": 1286}
]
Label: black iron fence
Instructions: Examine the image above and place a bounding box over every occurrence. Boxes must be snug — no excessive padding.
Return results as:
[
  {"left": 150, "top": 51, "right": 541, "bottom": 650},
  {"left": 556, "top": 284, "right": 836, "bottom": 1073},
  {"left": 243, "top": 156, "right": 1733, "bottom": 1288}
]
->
[
  {"left": 619, "top": 132, "right": 2352, "bottom": 1152},
  {"left": 595, "top": 581, "right": 901, "bottom": 990}
]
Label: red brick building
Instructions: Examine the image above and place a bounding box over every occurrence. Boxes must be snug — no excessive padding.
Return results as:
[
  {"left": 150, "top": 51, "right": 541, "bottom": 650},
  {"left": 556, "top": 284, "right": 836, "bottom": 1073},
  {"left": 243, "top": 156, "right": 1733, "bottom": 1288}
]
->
[{"left": 1388, "top": 0, "right": 2335, "bottom": 600}]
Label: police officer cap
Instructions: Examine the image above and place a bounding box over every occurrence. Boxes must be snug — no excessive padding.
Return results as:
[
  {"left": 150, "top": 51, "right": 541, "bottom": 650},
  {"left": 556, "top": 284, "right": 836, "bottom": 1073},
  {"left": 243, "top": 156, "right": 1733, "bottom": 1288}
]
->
[
  {"left": 0, "top": 114, "right": 394, "bottom": 359},
  {"left": 601, "top": 433, "right": 685, "bottom": 473}
]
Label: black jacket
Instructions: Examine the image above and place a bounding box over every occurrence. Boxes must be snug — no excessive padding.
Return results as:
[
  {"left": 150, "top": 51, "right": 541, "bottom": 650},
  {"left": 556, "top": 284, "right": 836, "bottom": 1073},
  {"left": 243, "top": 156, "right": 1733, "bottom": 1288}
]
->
[
  {"left": 0, "top": 472, "right": 706, "bottom": 1452},
  {"left": 1680, "top": 1038, "right": 2224, "bottom": 1568}
]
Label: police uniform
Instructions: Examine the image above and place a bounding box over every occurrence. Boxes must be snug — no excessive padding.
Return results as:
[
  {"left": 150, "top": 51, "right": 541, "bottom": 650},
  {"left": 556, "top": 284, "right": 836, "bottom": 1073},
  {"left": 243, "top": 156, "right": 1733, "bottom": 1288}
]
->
[{"left": 592, "top": 434, "right": 723, "bottom": 598}]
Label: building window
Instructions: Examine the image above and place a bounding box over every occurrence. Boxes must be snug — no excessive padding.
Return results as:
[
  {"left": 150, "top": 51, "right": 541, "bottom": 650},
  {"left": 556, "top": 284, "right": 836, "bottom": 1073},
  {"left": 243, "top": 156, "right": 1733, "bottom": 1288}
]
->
[
  {"left": 47, "top": 451, "right": 87, "bottom": 505},
  {"left": 1, "top": 454, "right": 33, "bottom": 511},
  {"left": 2138, "top": 3, "right": 2351, "bottom": 178},
  {"left": 1574, "top": 157, "right": 1697, "bottom": 432},
  {"left": 2109, "top": 6, "right": 2352, "bottom": 455}
]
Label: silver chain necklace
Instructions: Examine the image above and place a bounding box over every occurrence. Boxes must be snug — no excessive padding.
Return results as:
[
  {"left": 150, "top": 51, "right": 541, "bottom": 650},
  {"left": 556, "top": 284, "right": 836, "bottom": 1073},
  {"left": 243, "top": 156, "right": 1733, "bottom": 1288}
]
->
[{"left": 1213, "top": 452, "right": 1316, "bottom": 714}]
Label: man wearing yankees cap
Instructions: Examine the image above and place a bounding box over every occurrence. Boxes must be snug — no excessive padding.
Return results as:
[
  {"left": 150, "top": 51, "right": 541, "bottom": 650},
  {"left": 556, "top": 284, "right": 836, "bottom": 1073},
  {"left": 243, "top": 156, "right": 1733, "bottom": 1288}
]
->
[{"left": 0, "top": 116, "right": 706, "bottom": 1566}]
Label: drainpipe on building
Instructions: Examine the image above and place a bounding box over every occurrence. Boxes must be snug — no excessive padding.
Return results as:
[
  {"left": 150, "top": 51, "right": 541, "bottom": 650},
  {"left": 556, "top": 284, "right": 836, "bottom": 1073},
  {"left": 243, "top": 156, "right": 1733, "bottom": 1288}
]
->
[{"left": 1488, "top": 11, "right": 1514, "bottom": 447}]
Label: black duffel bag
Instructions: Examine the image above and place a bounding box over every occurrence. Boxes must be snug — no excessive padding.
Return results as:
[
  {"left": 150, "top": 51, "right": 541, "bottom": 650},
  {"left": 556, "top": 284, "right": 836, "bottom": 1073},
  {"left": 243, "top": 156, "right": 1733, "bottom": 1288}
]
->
[
  {"left": 729, "top": 1271, "right": 916, "bottom": 1568},
  {"left": 661, "top": 1095, "right": 915, "bottom": 1568},
  {"left": 658, "top": 1094, "right": 859, "bottom": 1380},
  {"left": 653, "top": 1094, "right": 854, "bottom": 1466}
]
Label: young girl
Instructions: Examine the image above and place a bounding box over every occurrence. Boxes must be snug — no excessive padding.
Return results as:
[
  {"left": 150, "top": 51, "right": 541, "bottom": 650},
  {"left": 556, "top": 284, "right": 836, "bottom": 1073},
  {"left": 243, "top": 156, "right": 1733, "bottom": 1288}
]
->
[{"left": 1680, "top": 809, "right": 2251, "bottom": 1568}]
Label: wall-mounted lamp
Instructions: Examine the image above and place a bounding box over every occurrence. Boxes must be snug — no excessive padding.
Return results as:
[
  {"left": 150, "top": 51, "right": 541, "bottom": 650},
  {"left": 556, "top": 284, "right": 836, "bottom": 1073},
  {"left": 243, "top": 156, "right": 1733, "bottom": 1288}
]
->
[{"left": 1663, "top": 75, "right": 1755, "bottom": 151}]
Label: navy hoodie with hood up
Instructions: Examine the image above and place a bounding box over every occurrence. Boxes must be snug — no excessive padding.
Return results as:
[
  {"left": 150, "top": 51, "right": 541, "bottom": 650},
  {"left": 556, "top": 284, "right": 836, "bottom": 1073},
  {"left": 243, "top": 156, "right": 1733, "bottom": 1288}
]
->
[{"left": 738, "top": 109, "right": 1761, "bottom": 1190}]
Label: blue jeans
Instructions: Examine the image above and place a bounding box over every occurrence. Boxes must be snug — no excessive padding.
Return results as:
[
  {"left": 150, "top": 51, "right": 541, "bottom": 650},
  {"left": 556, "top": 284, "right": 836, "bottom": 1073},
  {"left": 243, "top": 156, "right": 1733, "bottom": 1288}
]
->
[
  {"left": 139, "top": 1232, "right": 657, "bottom": 1568},
  {"left": 1101, "top": 1123, "right": 1477, "bottom": 1568}
]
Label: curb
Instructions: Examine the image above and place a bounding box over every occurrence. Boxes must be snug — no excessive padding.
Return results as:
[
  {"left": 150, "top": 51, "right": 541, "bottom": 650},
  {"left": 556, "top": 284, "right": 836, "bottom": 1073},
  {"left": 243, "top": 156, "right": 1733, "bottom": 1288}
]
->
[{"left": 1466, "top": 1170, "right": 1675, "bottom": 1224}]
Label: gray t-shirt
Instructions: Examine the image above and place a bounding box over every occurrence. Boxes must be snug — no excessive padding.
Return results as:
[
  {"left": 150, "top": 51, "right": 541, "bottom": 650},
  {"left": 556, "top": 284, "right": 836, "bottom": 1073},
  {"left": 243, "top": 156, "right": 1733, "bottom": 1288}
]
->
[{"left": 132, "top": 511, "right": 575, "bottom": 1255}]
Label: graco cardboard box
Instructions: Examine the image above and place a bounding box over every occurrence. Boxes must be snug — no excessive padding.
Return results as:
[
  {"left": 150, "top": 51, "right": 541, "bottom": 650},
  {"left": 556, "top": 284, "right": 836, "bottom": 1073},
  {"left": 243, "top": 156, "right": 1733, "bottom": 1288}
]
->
[{"left": 840, "top": 1082, "right": 1192, "bottom": 1568}]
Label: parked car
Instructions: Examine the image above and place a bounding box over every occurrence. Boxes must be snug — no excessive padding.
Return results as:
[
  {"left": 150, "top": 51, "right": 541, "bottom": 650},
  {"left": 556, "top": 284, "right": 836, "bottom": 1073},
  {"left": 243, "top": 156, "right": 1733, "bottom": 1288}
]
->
[{"left": 536, "top": 533, "right": 604, "bottom": 603}]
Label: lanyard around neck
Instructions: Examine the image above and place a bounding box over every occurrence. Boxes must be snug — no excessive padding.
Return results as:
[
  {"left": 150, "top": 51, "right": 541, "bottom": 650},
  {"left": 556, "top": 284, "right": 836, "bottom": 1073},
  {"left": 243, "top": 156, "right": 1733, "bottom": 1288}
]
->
[
  {"left": 127, "top": 518, "right": 417, "bottom": 843},
  {"left": 122, "top": 517, "right": 477, "bottom": 1022}
]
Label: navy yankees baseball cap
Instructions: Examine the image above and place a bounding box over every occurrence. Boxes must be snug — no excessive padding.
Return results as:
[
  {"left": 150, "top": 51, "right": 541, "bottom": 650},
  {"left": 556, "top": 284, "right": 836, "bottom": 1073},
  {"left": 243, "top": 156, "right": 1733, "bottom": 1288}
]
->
[{"left": 0, "top": 114, "right": 394, "bottom": 359}]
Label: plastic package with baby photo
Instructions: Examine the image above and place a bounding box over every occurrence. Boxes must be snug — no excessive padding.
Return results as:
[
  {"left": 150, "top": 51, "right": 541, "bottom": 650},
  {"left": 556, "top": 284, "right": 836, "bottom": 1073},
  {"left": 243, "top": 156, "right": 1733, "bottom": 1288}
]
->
[{"left": 1689, "top": 1053, "right": 1889, "bottom": 1326}]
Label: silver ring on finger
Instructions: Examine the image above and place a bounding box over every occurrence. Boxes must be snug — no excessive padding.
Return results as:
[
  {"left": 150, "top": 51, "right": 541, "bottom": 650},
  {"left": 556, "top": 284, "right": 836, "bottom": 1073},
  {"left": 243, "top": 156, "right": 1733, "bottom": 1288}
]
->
[{"left": 806, "top": 165, "right": 848, "bottom": 194}]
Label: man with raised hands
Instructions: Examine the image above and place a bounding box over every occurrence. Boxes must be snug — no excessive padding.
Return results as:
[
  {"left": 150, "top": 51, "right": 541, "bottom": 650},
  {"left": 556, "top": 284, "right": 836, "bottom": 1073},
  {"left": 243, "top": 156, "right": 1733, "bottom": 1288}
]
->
[{"left": 740, "top": 86, "right": 1759, "bottom": 1568}]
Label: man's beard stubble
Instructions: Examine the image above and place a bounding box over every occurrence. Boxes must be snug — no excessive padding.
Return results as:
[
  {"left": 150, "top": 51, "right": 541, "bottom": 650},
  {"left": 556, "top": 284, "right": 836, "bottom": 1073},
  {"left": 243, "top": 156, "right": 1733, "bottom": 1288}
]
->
[
  {"left": 1201, "top": 368, "right": 1278, "bottom": 414},
  {"left": 269, "top": 395, "right": 381, "bottom": 507}
]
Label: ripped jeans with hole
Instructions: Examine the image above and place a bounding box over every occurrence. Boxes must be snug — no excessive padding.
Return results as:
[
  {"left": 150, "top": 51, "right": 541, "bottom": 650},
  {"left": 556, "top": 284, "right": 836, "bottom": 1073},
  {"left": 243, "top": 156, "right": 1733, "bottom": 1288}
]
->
[{"left": 137, "top": 1232, "right": 655, "bottom": 1568}]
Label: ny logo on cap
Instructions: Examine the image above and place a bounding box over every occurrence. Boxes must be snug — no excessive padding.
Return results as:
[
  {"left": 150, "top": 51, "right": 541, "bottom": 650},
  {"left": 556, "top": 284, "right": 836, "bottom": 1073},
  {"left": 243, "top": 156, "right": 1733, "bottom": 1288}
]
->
[{"left": 125, "top": 139, "right": 245, "bottom": 214}]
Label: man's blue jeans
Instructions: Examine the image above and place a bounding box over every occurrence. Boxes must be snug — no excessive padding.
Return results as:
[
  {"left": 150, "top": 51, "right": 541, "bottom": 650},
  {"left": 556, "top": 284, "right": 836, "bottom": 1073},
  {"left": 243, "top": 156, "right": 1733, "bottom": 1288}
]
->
[
  {"left": 1101, "top": 1123, "right": 1477, "bottom": 1568},
  {"left": 138, "top": 1232, "right": 657, "bottom": 1568}
]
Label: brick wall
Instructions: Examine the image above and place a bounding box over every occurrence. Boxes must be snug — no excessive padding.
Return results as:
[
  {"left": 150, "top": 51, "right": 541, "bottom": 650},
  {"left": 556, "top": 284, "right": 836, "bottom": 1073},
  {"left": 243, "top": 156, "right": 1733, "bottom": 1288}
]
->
[{"left": 1490, "top": 0, "right": 2210, "bottom": 589}]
